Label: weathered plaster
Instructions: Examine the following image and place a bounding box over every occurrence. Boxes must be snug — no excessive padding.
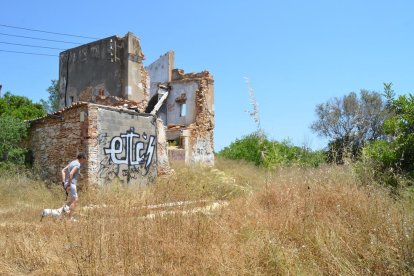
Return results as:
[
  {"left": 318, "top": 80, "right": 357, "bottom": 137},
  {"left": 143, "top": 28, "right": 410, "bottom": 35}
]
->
[
  {"left": 96, "top": 108, "right": 157, "bottom": 186},
  {"left": 167, "top": 81, "right": 198, "bottom": 126},
  {"left": 58, "top": 33, "right": 148, "bottom": 112},
  {"left": 146, "top": 51, "right": 175, "bottom": 98}
]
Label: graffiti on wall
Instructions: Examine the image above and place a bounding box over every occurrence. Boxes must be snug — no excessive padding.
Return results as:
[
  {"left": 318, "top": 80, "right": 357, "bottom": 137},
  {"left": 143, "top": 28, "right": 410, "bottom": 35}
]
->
[
  {"left": 192, "top": 138, "right": 214, "bottom": 163},
  {"left": 98, "top": 127, "right": 156, "bottom": 183}
]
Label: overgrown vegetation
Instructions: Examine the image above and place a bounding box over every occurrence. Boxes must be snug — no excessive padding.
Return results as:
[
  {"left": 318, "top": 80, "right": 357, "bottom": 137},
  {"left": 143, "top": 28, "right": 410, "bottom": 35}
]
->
[
  {"left": 0, "top": 115, "right": 28, "bottom": 165},
  {"left": 0, "top": 80, "right": 59, "bottom": 166},
  {"left": 1, "top": 78, "right": 413, "bottom": 273},
  {"left": 357, "top": 92, "right": 414, "bottom": 188},
  {"left": 219, "top": 82, "right": 413, "bottom": 193},
  {"left": 218, "top": 132, "right": 325, "bottom": 168},
  {"left": 308, "top": 83, "right": 414, "bottom": 190},
  {"left": 0, "top": 92, "right": 46, "bottom": 165},
  {"left": 0, "top": 160, "right": 412, "bottom": 275},
  {"left": 0, "top": 92, "right": 46, "bottom": 120}
]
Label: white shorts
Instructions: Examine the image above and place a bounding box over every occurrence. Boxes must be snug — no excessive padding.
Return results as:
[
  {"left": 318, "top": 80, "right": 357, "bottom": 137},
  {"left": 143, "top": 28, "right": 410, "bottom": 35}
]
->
[{"left": 64, "top": 183, "right": 78, "bottom": 199}]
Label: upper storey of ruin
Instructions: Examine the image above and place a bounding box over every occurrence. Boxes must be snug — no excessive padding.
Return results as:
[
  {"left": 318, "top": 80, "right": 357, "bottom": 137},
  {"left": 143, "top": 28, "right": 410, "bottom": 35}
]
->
[{"left": 58, "top": 32, "right": 148, "bottom": 111}]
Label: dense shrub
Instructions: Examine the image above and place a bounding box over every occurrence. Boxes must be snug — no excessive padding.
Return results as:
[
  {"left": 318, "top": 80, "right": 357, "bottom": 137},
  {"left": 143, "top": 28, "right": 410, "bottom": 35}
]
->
[
  {"left": 0, "top": 115, "right": 28, "bottom": 165},
  {"left": 357, "top": 94, "right": 414, "bottom": 188},
  {"left": 383, "top": 94, "right": 414, "bottom": 175},
  {"left": 218, "top": 132, "right": 325, "bottom": 168},
  {"left": 0, "top": 92, "right": 46, "bottom": 166},
  {"left": 0, "top": 92, "right": 46, "bottom": 120},
  {"left": 218, "top": 132, "right": 265, "bottom": 166}
]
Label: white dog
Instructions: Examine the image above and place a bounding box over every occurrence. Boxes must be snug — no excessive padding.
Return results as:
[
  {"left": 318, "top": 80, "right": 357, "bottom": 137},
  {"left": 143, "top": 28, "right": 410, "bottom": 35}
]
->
[{"left": 40, "top": 205, "right": 70, "bottom": 221}]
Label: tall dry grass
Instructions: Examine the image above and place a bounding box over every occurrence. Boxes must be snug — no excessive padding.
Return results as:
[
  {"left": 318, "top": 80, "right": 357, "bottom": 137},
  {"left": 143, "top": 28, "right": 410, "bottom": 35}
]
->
[{"left": 0, "top": 159, "right": 413, "bottom": 275}]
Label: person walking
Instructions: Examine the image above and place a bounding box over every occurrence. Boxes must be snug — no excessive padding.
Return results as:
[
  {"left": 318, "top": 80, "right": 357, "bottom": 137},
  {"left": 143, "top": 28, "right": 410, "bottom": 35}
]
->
[
  {"left": 41, "top": 153, "right": 87, "bottom": 221},
  {"left": 61, "top": 152, "right": 87, "bottom": 218}
]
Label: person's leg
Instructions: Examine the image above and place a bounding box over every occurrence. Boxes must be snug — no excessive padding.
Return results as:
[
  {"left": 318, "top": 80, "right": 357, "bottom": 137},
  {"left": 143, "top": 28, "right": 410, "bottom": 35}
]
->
[
  {"left": 66, "top": 197, "right": 76, "bottom": 212},
  {"left": 66, "top": 184, "right": 78, "bottom": 217},
  {"left": 69, "top": 198, "right": 77, "bottom": 212},
  {"left": 63, "top": 181, "right": 69, "bottom": 199}
]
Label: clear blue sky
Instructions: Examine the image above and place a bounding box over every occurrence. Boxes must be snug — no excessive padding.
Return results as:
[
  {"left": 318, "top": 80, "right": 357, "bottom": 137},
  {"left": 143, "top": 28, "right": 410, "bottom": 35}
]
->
[{"left": 1, "top": 0, "right": 413, "bottom": 150}]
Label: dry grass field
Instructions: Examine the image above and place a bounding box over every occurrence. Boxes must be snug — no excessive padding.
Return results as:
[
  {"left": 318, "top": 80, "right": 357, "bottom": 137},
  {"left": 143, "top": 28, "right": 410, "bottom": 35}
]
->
[{"left": 0, "top": 159, "right": 413, "bottom": 275}]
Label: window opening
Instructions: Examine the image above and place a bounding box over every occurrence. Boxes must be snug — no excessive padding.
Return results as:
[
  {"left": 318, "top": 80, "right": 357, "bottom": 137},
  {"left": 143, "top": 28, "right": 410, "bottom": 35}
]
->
[{"left": 180, "top": 103, "right": 186, "bottom": 117}]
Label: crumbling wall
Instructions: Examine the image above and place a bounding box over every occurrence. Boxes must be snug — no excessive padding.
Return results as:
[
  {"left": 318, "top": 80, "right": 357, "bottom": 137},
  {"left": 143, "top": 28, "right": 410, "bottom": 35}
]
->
[
  {"left": 156, "top": 119, "right": 172, "bottom": 175},
  {"left": 146, "top": 51, "right": 175, "bottom": 98},
  {"left": 145, "top": 50, "right": 215, "bottom": 165},
  {"left": 187, "top": 76, "right": 215, "bottom": 165},
  {"left": 167, "top": 81, "right": 198, "bottom": 126},
  {"left": 58, "top": 36, "right": 123, "bottom": 109},
  {"left": 166, "top": 70, "right": 215, "bottom": 165},
  {"left": 123, "top": 32, "right": 148, "bottom": 110},
  {"left": 145, "top": 51, "right": 175, "bottom": 124},
  {"left": 138, "top": 66, "right": 150, "bottom": 112}
]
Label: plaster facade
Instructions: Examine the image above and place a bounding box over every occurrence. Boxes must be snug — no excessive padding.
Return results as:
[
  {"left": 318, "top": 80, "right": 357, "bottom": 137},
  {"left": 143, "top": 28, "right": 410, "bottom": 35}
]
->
[{"left": 58, "top": 32, "right": 148, "bottom": 112}]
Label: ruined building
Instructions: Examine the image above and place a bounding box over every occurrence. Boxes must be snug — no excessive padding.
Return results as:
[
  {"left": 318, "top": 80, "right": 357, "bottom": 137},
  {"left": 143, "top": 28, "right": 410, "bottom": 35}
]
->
[
  {"left": 58, "top": 32, "right": 149, "bottom": 112},
  {"left": 146, "top": 51, "right": 214, "bottom": 165},
  {"left": 27, "top": 32, "right": 214, "bottom": 186}
]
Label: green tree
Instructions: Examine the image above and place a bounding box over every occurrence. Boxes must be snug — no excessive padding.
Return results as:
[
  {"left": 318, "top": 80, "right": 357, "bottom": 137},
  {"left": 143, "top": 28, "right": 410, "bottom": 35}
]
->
[
  {"left": 40, "top": 79, "right": 60, "bottom": 113},
  {"left": 360, "top": 91, "right": 414, "bottom": 187},
  {"left": 382, "top": 94, "right": 414, "bottom": 173},
  {"left": 0, "top": 92, "right": 46, "bottom": 165},
  {"left": 0, "top": 92, "right": 46, "bottom": 120},
  {"left": 383, "top": 82, "right": 395, "bottom": 109},
  {"left": 311, "top": 89, "right": 389, "bottom": 163},
  {"left": 0, "top": 115, "right": 28, "bottom": 164}
]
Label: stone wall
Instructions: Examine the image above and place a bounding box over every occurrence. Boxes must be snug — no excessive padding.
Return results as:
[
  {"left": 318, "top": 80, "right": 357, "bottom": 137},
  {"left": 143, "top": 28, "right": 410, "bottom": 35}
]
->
[{"left": 27, "top": 103, "right": 93, "bottom": 186}]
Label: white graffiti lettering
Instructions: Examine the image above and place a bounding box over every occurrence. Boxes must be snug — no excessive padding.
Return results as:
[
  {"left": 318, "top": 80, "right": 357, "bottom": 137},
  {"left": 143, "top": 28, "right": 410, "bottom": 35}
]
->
[
  {"left": 145, "top": 136, "right": 156, "bottom": 170},
  {"left": 100, "top": 127, "right": 156, "bottom": 182},
  {"left": 104, "top": 127, "right": 156, "bottom": 171}
]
